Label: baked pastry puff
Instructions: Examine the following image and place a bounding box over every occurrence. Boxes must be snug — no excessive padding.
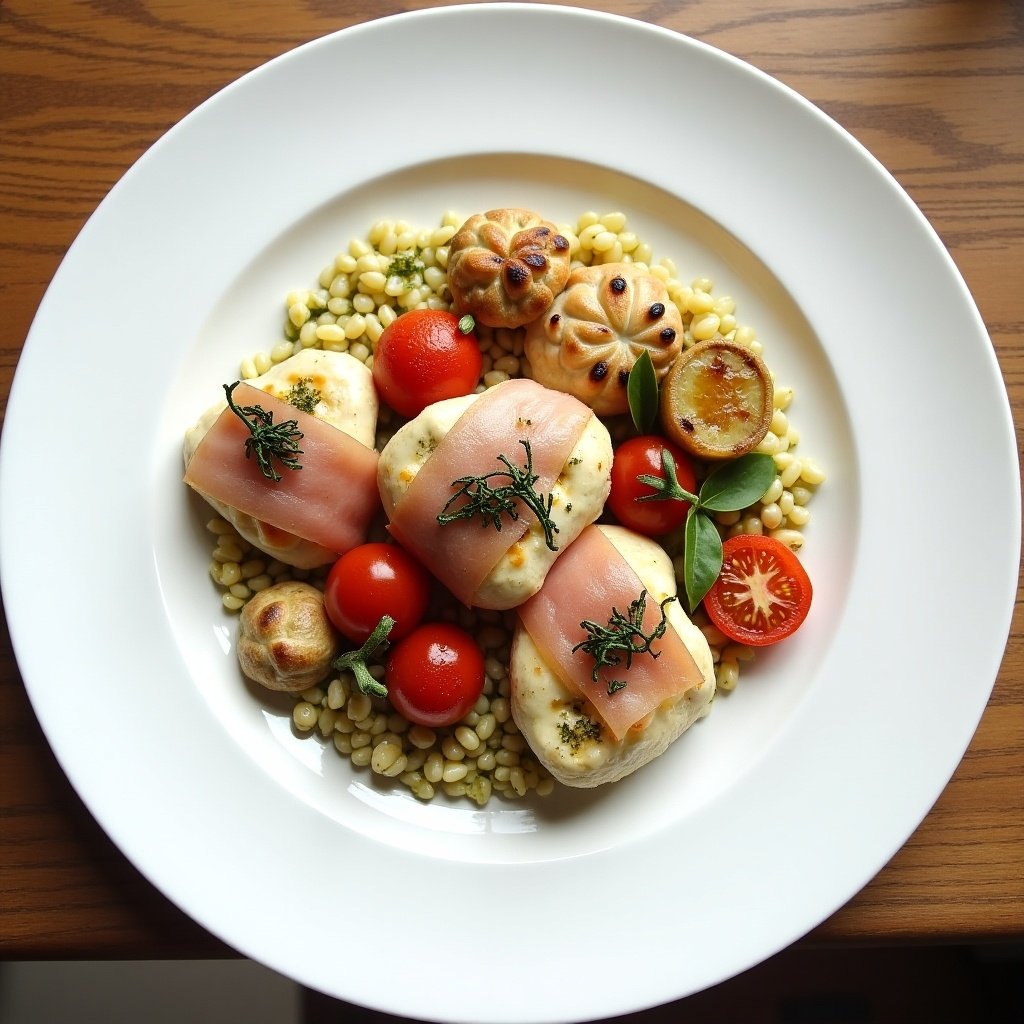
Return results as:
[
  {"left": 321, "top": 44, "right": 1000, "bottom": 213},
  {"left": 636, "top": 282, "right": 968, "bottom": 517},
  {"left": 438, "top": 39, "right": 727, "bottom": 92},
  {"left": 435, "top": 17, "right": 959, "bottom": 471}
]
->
[
  {"left": 524, "top": 262, "right": 684, "bottom": 415},
  {"left": 447, "top": 208, "right": 572, "bottom": 328}
]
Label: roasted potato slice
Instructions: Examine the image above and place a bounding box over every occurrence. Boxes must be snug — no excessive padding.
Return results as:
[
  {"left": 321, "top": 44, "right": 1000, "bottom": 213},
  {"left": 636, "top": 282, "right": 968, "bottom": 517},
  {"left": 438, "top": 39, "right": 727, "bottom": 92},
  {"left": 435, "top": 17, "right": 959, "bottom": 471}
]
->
[{"left": 660, "top": 340, "right": 773, "bottom": 459}]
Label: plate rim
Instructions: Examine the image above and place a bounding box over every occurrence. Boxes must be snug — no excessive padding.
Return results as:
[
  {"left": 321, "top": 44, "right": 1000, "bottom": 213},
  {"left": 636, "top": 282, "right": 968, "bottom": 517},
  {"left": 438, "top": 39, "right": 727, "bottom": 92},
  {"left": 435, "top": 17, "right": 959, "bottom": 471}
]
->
[{"left": 1, "top": 4, "right": 1019, "bottom": 1021}]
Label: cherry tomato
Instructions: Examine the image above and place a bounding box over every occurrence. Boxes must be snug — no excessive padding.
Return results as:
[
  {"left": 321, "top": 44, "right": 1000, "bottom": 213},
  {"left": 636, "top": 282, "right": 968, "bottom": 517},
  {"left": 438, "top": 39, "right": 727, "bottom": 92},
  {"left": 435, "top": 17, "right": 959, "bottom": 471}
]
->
[
  {"left": 371, "top": 309, "right": 483, "bottom": 418},
  {"left": 323, "top": 543, "right": 431, "bottom": 645},
  {"left": 703, "top": 534, "right": 812, "bottom": 646},
  {"left": 385, "top": 623, "right": 485, "bottom": 728},
  {"left": 607, "top": 435, "right": 698, "bottom": 536}
]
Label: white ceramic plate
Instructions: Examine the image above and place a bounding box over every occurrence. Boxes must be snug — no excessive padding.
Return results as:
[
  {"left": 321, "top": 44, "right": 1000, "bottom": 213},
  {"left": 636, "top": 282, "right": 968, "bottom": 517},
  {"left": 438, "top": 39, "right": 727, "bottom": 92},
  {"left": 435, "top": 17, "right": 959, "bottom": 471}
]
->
[{"left": 1, "top": 5, "right": 1018, "bottom": 1021}]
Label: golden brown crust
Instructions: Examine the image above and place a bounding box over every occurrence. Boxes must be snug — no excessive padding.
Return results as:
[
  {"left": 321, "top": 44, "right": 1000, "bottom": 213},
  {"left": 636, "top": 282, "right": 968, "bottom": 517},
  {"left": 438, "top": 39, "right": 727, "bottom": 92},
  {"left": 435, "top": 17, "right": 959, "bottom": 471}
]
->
[
  {"left": 447, "top": 208, "right": 571, "bottom": 328},
  {"left": 236, "top": 581, "right": 339, "bottom": 692},
  {"left": 523, "top": 263, "right": 684, "bottom": 415}
]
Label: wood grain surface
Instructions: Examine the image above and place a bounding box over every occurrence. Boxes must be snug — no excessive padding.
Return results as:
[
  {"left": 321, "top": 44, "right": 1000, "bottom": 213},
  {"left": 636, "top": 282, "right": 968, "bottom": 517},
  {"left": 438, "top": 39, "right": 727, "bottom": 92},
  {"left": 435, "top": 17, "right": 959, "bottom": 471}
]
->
[{"left": 1, "top": 0, "right": 1021, "bottom": 966}]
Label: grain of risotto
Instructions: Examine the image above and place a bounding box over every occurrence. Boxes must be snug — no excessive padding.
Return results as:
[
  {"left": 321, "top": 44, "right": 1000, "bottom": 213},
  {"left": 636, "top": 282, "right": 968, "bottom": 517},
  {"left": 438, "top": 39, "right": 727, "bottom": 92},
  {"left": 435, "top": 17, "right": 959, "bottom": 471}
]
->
[{"left": 207, "top": 209, "right": 825, "bottom": 801}]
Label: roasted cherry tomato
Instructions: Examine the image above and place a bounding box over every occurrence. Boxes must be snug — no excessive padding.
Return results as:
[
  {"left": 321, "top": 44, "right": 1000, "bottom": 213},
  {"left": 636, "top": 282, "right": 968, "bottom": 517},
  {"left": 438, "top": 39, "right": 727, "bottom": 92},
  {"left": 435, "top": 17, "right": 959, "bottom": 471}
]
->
[
  {"left": 703, "top": 534, "right": 812, "bottom": 646},
  {"left": 371, "top": 309, "right": 483, "bottom": 418},
  {"left": 385, "top": 623, "right": 485, "bottom": 728},
  {"left": 323, "top": 543, "right": 431, "bottom": 645},
  {"left": 607, "top": 435, "right": 698, "bottom": 536}
]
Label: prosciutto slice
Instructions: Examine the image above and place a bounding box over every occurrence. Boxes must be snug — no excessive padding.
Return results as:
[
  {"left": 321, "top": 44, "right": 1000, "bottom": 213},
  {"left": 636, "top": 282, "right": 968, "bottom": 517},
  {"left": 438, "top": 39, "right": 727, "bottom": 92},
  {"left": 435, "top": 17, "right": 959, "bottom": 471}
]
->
[
  {"left": 184, "top": 382, "right": 379, "bottom": 557},
  {"left": 517, "top": 525, "right": 703, "bottom": 740},
  {"left": 384, "top": 379, "right": 592, "bottom": 606}
]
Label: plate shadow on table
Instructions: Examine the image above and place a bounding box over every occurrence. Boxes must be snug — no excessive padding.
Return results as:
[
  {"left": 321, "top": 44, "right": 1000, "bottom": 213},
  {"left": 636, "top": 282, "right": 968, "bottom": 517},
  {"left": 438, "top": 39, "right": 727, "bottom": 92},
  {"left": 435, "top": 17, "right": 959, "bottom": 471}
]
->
[{"left": 302, "top": 943, "right": 1023, "bottom": 1024}]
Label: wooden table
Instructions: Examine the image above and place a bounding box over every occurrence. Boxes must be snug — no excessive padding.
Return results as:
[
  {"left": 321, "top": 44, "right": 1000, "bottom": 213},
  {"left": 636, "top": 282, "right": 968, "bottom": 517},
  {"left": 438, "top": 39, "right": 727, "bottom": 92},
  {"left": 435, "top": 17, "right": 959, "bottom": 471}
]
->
[{"left": 2, "top": 0, "right": 1021, "bottom": 980}]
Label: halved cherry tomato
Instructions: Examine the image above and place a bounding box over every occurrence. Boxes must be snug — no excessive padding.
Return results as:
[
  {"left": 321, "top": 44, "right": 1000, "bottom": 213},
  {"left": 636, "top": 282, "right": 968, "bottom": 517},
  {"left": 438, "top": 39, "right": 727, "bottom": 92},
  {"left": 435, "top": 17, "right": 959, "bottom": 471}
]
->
[
  {"left": 704, "top": 534, "right": 812, "bottom": 646},
  {"left": 323, "top": 543, "right": 431, "bottom": 645},
  {"left": 607, "top": 435, "right": 698, "bottom": 537},
  {"left": 371, "top": 309, "right": 483, "bottom": 418},
  {"left": 384, "top": 623, "right": 485, "bottom": 727}
]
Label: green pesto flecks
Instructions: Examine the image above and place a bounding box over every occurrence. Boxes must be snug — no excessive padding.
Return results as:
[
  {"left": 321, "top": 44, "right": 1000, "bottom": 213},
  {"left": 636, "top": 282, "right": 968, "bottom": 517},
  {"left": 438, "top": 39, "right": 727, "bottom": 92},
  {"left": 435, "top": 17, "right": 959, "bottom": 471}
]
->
[
  {"left": 284, "top": 377, "right": 322, "bottom": 415},
  {"left": 557, "top": 711, "right": 602, "bottom": 753}
]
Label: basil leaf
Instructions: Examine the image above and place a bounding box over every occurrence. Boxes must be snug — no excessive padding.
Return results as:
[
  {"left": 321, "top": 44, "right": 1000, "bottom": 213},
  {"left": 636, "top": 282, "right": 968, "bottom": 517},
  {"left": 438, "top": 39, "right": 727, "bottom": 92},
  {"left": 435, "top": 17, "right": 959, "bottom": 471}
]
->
[
  {"left": 684, "top": 508, "right": 723, "bottom": 612},
  {"left": 627, "top": 351, "right": 659, "bottom": 433},
  {"left": 697, "top": 452, "right": 776, "bottom": 513}
]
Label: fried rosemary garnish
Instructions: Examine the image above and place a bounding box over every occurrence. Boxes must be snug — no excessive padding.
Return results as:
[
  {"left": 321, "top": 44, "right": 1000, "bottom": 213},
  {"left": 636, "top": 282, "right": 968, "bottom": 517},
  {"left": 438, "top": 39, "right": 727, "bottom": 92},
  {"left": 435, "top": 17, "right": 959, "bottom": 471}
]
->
[
  {"left": 572, "top": 589, "right": 676, "bottom": 687},
  {"left": 436, "top": 439, "right": 560, "bottom": 551},
  {"left": 223, "top": 380, "right": 304, "bottom": 483}
]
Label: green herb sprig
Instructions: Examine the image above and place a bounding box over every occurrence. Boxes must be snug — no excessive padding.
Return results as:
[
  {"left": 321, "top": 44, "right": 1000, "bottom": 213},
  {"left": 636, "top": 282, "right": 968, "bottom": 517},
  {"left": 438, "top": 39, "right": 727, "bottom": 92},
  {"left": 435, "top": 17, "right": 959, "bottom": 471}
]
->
[
  {"left": 332, "top": 614, "right": 394, "bottom": 698},
  {"left": 572, "top": 589, "right": 675, "bottom": 690},
  {"left": 437, "top": 438, "right": 560, "bottom": 551},
  {"left": 639, "top": 449, "right": 775, "bottom": 610},
  {"left": 224, "top": 381, "right": 304, "bottom": 483},
  {"left": 624, "top": 359, "right": 775, "bottom": 610}
]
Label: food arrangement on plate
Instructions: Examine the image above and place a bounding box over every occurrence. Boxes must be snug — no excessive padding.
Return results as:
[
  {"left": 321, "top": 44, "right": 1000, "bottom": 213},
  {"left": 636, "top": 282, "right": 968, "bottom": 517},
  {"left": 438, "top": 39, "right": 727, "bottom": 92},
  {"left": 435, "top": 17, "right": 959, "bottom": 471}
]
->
[{"left": 183, "top": 206, "right": 824, "bottom": 804}]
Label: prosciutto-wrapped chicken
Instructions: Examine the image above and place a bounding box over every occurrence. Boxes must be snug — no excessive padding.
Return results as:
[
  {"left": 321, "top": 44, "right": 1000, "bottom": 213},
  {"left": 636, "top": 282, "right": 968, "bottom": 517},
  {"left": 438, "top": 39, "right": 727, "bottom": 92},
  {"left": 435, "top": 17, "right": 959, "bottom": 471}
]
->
[
  {"left": 511, "top": 524, "right": 715, "bottom": 787},
  {"left": 377, "top": 378, "right": 612, "bottom": 610},
  {"left": 183, "top": 350, "right": 380, "bottom": 568}
]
